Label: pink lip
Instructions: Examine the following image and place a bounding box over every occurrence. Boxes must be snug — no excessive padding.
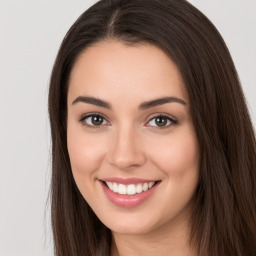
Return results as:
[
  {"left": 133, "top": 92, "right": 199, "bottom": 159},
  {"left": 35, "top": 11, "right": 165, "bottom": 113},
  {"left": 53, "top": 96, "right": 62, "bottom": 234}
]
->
[
  {"left": 101, "top": 177, "right": 157, "bottom": 185},
  {"left": 100, "top": 179, "right": 161, "bottom": 208}
]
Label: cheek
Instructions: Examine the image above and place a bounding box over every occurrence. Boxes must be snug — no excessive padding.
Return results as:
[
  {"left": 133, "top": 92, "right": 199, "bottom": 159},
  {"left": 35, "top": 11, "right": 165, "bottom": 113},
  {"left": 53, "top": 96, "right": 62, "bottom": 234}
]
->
[
  {"left": 144, "top": 127, "right": 200, "bottom": 224},
  {"left": 67, "top": 124, "right": 107, "bottom": 183},
  {"left": 67, "top": 124, "right": 112, "bottom": 217},
  {"left": 148, "top": 127, "right": 200, "bottom": 177}
]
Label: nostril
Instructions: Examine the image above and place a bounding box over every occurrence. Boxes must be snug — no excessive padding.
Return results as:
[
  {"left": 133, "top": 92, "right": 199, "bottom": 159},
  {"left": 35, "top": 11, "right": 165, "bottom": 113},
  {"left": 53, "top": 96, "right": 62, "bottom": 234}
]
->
[
  {"left": 107, "top": 138, "right": 146, "bottom": 169},
  {"left": 107, "top": 151, "right": 147, "bottom": 170}
]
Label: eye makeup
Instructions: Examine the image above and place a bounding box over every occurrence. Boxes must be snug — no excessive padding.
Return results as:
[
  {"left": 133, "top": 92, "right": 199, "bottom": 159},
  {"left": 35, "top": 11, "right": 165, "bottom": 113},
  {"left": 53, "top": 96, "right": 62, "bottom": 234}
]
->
[{"left": 79, "top": 112, "right": 178, "bottom": 130}]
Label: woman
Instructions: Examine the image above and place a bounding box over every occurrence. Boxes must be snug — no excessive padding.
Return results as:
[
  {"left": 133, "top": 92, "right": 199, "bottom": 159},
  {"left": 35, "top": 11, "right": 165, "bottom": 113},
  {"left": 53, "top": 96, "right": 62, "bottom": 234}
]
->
[{"left": 48, "top": 0, "right": 256, "bottom": 255}]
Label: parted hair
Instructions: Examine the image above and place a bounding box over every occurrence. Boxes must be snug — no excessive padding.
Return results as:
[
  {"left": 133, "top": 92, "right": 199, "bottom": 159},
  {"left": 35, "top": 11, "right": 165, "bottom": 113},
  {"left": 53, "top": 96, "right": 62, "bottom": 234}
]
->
[{"left": 48, "top": 0, "right": 256, "bottom": 255}]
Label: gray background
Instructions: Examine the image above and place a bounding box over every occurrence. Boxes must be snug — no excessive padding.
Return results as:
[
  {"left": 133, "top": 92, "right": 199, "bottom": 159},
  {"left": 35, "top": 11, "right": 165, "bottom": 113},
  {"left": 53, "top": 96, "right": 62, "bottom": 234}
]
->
[{"left": 0, "top": 1, "right": 255, "bottom": 255}]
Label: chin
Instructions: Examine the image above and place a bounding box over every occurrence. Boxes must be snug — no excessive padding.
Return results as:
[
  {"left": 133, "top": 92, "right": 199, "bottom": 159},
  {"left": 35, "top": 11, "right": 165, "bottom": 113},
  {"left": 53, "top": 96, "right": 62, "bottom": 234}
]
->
[{"left": 98, "top": 209, "right": 166, "bottom": 236}]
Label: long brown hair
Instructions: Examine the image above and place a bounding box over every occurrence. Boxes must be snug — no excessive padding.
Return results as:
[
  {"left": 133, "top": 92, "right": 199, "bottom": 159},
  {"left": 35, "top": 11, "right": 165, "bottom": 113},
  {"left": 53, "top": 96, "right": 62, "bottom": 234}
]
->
[{"left": 48, "top": 0, "right": 256, "bottom": 255}]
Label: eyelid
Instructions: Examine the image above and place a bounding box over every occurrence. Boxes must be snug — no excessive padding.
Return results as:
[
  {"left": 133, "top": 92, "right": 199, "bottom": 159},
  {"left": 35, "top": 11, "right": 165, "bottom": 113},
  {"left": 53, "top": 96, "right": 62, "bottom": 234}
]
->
[
  {"left": 79, "top": 112, "right": 110, "bottom": 128},
  {"left": 145, "top": 113, "right": 178, "bottom": 128},
  {"left": 79, "top": 112, "right": 178, "bottom": 129}
]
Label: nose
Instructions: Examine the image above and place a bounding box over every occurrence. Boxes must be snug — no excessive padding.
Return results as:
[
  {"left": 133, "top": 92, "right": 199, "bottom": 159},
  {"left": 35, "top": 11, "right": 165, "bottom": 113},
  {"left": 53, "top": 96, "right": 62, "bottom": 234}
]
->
[{"left": 107, "top": 125, "right": 146, "bottom": 170}]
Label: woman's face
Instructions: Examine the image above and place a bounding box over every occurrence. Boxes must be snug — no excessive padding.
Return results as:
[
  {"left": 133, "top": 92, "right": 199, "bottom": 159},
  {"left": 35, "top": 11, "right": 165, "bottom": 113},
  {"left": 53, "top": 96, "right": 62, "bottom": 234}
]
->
[{"left": 67, "top": 40, "right": 200, "bottom": 235}]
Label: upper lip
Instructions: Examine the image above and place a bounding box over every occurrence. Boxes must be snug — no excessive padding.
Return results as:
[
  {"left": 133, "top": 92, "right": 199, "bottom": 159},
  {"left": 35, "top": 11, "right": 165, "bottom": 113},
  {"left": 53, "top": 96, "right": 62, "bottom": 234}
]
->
[{"left": 100, "top": 177, "right": 160, "bottom": 185}]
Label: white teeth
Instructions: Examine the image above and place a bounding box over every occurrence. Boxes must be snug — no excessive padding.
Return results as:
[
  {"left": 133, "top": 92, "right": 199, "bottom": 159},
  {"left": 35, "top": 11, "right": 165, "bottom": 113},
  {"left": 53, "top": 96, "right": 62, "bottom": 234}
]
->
[
  {"left": 113, "top": 183, "right": 118, "bottom": 193},
  {"left": 105, "top": 181, "right": 156, "bottom": 195},
  {"left": 142, "top": 183, "right": 148, "bottom": 191},
  {"left": 106, "top": 182, "right": 113, "bottom": 190},
  {"left": 136, "top": 184, "right": 143, "bottom": 194},
  {"left": 118, "top": 184, "right": 126, "bottom": 194},
  {"left": 127, "top": 184, "right": 136, "bottom": 195},
  {"left": 149, "top": 182, "right": 154, "bottom": 188}
]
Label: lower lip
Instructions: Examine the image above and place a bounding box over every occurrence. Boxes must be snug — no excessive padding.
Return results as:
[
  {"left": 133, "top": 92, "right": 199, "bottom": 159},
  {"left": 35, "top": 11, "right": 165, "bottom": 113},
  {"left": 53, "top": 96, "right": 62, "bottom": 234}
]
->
[{"left": 101, "top": 181, "right": 160, "bottom": 208}]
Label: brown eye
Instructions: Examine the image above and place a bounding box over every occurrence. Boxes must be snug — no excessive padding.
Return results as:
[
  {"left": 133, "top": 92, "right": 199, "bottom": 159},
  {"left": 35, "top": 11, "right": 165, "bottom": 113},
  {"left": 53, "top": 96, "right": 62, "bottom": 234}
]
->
[
  {"left": 148, "top": 115, "right": 177, "bottom": 128},
  {"left": 155, "top": 116, "right": 168, "bottom": 127},
  {"left": 80, "top": 114, "right": 108, "bottom": 127},
  {"left": 90, "top": 115, "right": 104, "bottom": 125}
]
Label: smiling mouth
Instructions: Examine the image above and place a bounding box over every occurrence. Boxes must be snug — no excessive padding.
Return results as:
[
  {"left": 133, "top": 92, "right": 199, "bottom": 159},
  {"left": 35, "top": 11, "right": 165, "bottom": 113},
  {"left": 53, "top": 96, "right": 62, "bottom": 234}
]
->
[{"left": 101, "top": 180, "right": 160, "bottom": 196}]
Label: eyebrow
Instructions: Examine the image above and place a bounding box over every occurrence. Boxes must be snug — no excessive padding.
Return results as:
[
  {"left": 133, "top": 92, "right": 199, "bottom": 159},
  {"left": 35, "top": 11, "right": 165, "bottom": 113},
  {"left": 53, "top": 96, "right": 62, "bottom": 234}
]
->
[
  {"left": 139, "top": 96, "right": 187, "bottom": 109},
  {"left": 72, "top": 96, "right": 111, "bottom": 109},
  {"left": 71, "top": 96, "right": 187, "bottom": 109}
]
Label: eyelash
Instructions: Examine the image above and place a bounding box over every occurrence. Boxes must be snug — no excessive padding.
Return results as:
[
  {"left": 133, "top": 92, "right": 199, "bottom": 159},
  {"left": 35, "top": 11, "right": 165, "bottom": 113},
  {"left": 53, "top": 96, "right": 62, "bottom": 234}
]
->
[
  {"left": 79, "top": 112, "right": 109, "bottom": 129},
  {"left": 79, "top": 112, "right": 178, "bottom": 130},
  {"left": 146, "top": 114, "right": 178, "bottom": 129}
]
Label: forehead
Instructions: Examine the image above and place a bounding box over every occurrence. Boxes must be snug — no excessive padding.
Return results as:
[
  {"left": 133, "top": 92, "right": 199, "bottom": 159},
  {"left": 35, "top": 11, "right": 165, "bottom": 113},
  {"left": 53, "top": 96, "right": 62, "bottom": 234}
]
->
[{"left": 68, "top": 40, "right": 188, "bottom": 105}]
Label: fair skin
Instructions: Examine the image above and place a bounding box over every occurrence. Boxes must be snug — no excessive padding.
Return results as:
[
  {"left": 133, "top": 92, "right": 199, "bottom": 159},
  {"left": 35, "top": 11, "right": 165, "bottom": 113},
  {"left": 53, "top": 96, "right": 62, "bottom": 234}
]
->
[{"left": 67, "top": 40, "right": 200, "bottom": 256}]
